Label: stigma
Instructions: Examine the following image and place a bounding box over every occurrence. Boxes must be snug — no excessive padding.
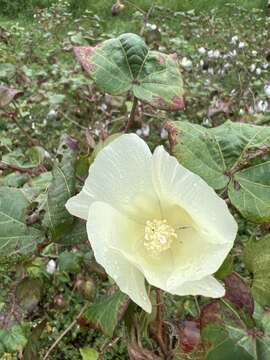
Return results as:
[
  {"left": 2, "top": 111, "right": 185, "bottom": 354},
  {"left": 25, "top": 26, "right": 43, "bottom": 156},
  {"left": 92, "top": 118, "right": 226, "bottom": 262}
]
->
[{"left": 144, "top": 219, "right": 177, "bottom": 257}]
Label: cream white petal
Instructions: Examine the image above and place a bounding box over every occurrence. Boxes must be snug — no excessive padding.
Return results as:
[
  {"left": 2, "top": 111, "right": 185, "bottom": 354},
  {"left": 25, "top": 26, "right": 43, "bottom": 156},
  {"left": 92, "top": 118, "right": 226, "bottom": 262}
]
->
[
  {"left": 152, "top": 145, "right": 237, "bottom": 245},
  {"left": 66, "top": 134, "right": 160, "bottom": 222},
  {"left": 170, "top": 275, "right": 225, "bottom": 298},
  {"left": 127, "top": 145, "right": 238, "bottom": 293},
  {"left": 87, "top": 201, "right": 152, "bottom": 313},
  {"left": 66, "top": 189, "right": 95, "bottom": 220},
  {"left": 125, "top": 228, "right": 232, "bottom": 293}
]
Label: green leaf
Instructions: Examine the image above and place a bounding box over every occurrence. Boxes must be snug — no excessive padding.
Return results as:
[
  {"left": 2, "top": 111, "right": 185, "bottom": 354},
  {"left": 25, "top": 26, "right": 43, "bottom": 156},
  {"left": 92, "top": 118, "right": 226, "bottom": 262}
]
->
[
  {"left": 228, "top": 161, "right": 270, "bottom": 223},
  {"left": 2, "top": 172, "right": 29, "bottom": 187},
  {"left": 243, "top": 235, "right": 270, "bottom": 306},
  {"left": 0, "top": 85, "right": 23, "bottom": 107},
  {"left": 56, "top": 219, "right": 87, "bottom": 245},
  {"left": 2, "top": 146, "right": 46, "bottom": 169},
  {"left": 0, "top": 187, "right": 44, "bottom": 255},
  {"left": 43, "top": 135, "right": 77, "bottom": 241},
  {"left": 85, "top": 291, "right": 128, "bottom": 337},
  {"left": 16, "top": 277, "right": 42, "bottom": 312},
  {"left": 74, "top": 33, "right": 184, "bottom": 111},
  {"left": 214, "top": 255, "right": 233, "bottom": 280},
  {"left": 169, "top": 120, "right": 270, "bottom": 222},
  {"left": 253, "top": 303, "right": 270, "bottom": 360},
  {"left": 58, "top": 250, "right": 83, "bottom": 273},
  {"left": 23, "top": 320, "right": 47, "bottom": 360},
  {"left": 79, "top": 347, "right": 99, "bottom": 360},
  {"left": 201, "top": 301, "right": 253, "bottom": 360},
  {"left": 0, "top": 325, "right": 28, "bottom": 354},
  {"left": 29, "top": 172, "right": 53, "bottom": 192},
  {"left": 0, "top": 64, "right": 16, "bottom": 80}
]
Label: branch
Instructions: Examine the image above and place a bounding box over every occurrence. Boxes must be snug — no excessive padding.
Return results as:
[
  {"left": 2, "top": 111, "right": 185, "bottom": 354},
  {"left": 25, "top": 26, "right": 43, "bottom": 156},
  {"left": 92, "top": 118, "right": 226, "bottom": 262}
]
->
[
  {"left": 125, "top": 96, "right": 138, "bottom": 132},
  {"left": 43, "top": 303, "right": 88, "bottom": 360},
  {"left": 0, "top": 161, "right": 48, "bottom": 175}
]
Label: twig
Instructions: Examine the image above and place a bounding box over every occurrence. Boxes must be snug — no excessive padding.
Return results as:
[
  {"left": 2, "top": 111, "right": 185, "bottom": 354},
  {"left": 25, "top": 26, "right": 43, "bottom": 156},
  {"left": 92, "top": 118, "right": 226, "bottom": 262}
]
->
[
  {"left": 125, "top": 96, "right": 138, "bottom": 132},
  {"left": 0, "top": 161, "right": 47, "bottom": 175},
  {"left": 156, "top": 288, "right": 162, "bottom": 333},
  {"left": 59, "top": 110, "right": 88, "bottom": 130},
  {"left": 100, "top": 336, "right": 120, "bottom": 357},
  {"left": 140, "top": 4, "right": 155, "bottom": 36},
  {"left": 152, "top": 288, "right": 170, "bottom": 358},
  {"left": 126, "top": 0, "right": 146, "bottom": 15},
  {"left": 43, "top": 303, "right": 88, "bottom": 360},
  {"left": 2, "top": 107, "right": 36, "bottom": 146}
]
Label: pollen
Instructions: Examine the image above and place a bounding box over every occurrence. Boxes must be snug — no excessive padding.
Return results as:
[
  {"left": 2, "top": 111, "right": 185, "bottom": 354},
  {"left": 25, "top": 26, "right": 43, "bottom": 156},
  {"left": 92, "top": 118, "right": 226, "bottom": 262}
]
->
[{"left": 144, "top": 219, "right": 177, "bottom": 257}]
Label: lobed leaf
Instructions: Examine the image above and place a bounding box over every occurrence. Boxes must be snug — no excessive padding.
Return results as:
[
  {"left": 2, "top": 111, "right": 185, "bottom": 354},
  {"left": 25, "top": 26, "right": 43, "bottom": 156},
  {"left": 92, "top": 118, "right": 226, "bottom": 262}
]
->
[
  {"left": 228, "top": 161, "right": 270, "bottom": 223},
  {"left": 243, "top": 235, "right": 270, "bottom": 306},
  {"left": 74, "top": 33, "right": 184, "bottom": 111},
  {"left": 0, "top": 85, "right": 23, "bottom": 108},
  {"left": 43, "top": 135, "right": 77, "bottom": 241},
  {"left": 169, "top": 120, "right": 270, "bottom": 222},
  {"left": 85, "top": 291, "right": 128, "bottom": 337},
  {"left": 0, "top": 325, "right": 28, "bottom": 355},
  {"left": 0, "top": 187, "right": 44, "bottom": 255},
  {"left": 201, "top": 301, "right": 254, "bottom": 360},
  {"left": 79, "top": 348, "right": 99, "bottom": 360}
]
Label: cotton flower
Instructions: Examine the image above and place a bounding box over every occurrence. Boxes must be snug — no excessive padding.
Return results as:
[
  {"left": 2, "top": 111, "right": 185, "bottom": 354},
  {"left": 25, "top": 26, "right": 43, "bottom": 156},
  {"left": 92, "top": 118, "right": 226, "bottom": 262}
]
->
[
  {"left": 66, "top": 135, "right": 237, "bottom": 313},
  {"left": 238, "top": 42, "right": 245, "bottom": 49}
]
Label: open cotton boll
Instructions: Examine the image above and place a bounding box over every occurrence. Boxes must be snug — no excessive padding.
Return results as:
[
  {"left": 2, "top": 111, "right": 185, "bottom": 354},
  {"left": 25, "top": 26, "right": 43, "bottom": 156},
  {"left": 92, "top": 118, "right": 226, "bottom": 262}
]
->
[
  {"left": 256, "top": 100, "right": 268, "bottom": 113},
  {"left": 46, "top": 259, "right": 56, "bottom": 274},
  {"left": 66, "top": 134, "right": 238, "bottom": 313},
  {"left": 231, "top": 35, "right": 239, "bottom": 44},
  {"left": 198, "top": 47, "right": 206, "bottom": 54},
  {"left": 250, "top": 64, "right": 256, "bottom": 72},
  {"left": 256, "top": 68, "right": 262, "bottom": 75},
  {"left": 181, "top": 57, "right": 193, "bottom": 70},
  {"left": 264, "top": 84, "right": 270, "bottom": 97}
]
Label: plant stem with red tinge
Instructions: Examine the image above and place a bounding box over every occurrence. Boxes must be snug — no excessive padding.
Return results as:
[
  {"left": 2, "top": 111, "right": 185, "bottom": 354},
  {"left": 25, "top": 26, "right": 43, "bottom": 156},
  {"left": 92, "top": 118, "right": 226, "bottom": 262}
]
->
[
  {"left": 125, "top": 96, "right": 138, "bottom": 132},
  {"left": 155, "top": 288, "right": 170, "bottom": 358}
]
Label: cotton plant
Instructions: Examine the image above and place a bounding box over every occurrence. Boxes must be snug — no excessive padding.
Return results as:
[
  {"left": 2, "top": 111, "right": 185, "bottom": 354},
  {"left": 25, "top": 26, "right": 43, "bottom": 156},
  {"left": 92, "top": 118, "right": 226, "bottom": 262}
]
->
[
  {"left": 66, "top": 32, "right": 238, "bottom": 314},
  {"left": 61, "top": 32, "right": 270, "bottom": 358}
]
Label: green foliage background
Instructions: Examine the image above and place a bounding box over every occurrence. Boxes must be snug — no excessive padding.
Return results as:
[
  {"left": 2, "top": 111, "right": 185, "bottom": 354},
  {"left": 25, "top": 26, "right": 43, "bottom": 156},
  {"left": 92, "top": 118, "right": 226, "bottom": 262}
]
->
[
  {"left": 1, "top": 0, "right": 270, "bottom": 359},
  {"left": 0, "top": 0, "right": 267, "bottom": 17}
]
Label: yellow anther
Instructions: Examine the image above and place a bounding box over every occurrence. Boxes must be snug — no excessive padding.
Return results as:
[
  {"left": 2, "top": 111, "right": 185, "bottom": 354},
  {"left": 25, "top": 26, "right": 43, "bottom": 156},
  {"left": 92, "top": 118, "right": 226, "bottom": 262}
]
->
[{"left": 144, "top": 219, "right": 177, "bottom": 257}]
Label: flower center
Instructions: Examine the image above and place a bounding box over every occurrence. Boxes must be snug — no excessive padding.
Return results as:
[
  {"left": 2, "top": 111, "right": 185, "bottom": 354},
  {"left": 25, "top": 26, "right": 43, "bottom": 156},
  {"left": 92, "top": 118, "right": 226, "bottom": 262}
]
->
[{"left": 144, "top": 219, "right": 178, "bottom": 257}]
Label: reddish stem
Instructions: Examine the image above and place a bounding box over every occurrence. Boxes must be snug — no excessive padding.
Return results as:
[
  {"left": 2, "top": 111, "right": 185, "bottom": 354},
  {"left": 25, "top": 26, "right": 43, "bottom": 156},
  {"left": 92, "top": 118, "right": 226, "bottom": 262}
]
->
[
  {"left": 154, "top": 288, "right": 171, "bottom": 358},
  {"left": 156, "top": 288, "right": 163, "bottom": 333},
  {"left": 125, "top": 96, "right": 138, "bottom": 132}
]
